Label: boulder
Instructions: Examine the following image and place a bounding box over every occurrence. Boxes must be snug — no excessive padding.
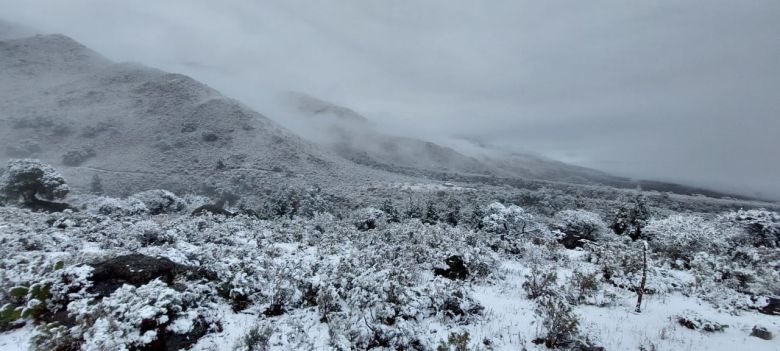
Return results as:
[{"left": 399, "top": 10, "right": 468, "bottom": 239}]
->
[
  {"left": 750, "top": 325, "right": 773, "bottom": 340},
  {"left": 433, "top": 255, "right": 470, "bottom": 280},
  {"left": 759, "top": 297, "right": 780, "bottom": 315},
  {"left": 88, "top": 254, "right": 189, "bottom": 297}
]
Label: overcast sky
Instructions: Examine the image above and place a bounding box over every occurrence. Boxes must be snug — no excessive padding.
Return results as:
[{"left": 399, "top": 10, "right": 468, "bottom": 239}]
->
[{"left": 2, "top": 0, "right": 779, "bottom": 199}]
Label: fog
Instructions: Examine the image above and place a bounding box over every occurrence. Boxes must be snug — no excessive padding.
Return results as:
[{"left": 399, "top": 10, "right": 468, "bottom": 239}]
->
[{"left": 1, "top": 0, "right": 778, "bottom": 199}]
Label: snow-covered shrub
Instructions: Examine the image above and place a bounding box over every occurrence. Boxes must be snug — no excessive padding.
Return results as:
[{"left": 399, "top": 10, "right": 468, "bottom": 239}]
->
[
  {"left": 586, "top": 240, "right": 673, "bottom": 296},
  {"left": 379, "top": 199, "right": 401, "bottom": 223},
  {"left": 352, "top": 207, "right": 385, "bottom": 231},
  {"left": 235, "top": 325, "right": 272, "bottom": 351},
  {"left": 610, "top": 195, "right": 651, "bottom": 240},
  {"left": 675, "top": 309, "right": 726, "bottom": 332},
  {"left": 689, "top": 247, "right": 780, "bottom": 311},
  {"left": 441, "top": 198, "right": 462, "bottom": 227},
  {"left": 481, "top": 202, "right": 533, "bottom": 235},
  {"left": 436, "top": 331, "right": 471, "bottom": 351},
  {"left": 480, "top": 202, "right": 551, "bottom": 254},
  {"left": 131, "top": 219, "right": 176, "bottom": 246},
  {"left": 552, "top": 209, "right": 608, "bottom": 248},
  {"left": 564, "top": 268, "right": 603, "bottom": 306},
  {"left": 69, "top": 279, "right": 218, "bottom": 351},
  {"left": 644, "top": 214, "right": 732, "bottom": 266},
  {"left": 522, "top": 266, "right": 558, "bottom": 299},
  {"left": 129, "top": 189, "right": 186, "bottom": 215},
  {"left": 0, "top": 159, "right": 69, "bottom": 204},
  {"left": 87, "top": 196, "right": 148, "bottom": 216},
  {"left": 61, "top": 147, "right": 96, "bottom": 166},
  {"left": 533, "top": 294, "right": 580, "bottom": 348},
  {"left": 1, "top": 263, "right": 93, "bottom": 331},
  {"left": 30, "top": 322, "right": 81, "bottom": 351},
  {"left": 721, "top": 209, "right": 780, "bottom": 248}
]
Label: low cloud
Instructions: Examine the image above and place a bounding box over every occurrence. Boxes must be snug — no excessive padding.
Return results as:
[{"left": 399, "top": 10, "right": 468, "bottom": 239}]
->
[{"left": 1, "top": 0, "right": 778, "bottom": 198}]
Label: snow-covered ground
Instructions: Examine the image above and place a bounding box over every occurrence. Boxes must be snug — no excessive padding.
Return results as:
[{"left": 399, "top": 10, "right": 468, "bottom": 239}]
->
[{"left": 0, "top": 191, "right": 778, "bottom": 350}]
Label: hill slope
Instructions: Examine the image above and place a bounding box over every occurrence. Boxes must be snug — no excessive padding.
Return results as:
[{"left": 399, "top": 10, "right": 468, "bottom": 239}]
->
[{"left": 0, "top": 34, "right": 398, "bottom": 198}]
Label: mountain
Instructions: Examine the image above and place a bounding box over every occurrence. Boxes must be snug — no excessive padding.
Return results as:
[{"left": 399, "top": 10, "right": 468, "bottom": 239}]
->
[
  {"left": 0, "top": 33, "right": 400, "bottom": 199},
  {"left": 281, "top": 92, "right": 618, "bottom": 182},
  {"left": 280, "top": 92, "right": 760, "bottom": 200},
  {"left": 0, "top": 29, "right": 758, "bottom": 203}
]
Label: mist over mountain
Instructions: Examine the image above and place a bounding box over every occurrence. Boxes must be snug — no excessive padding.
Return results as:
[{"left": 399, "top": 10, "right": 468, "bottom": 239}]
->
[{"left": 0, "top": 32, "right": 406, "bottom": 199}]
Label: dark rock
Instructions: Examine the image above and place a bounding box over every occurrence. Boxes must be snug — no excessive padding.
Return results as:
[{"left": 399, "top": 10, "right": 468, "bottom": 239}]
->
[
  {"left": 139, "top": 317, "right": 210, "bottom": 351},
  {"left": 441, "top": 297, "right": 464, "bottom": 317},
  {"left": 230, "top": 294, "right": 250, "bottom": 313},
  {"left": 759, "top": 297, "right": 780, "bottom": 315},
  {"left": 88, "top": 254, "right": 187, "bottom": 297},
  {"left": 263, "top": 303, "right": 285, "bottom": 317},
  {"left": 201, "top": 132, "right": 219, "bottom": 142},
  {"left": 27, "top": 198, "right": 78, "bottom": 213},
  {"left": 559, "top": 231, "right": 588, "bottom": 249},
  {"left": 433, "top": 255, "right": 470, "bottom": 280},
  {"left": 181, "top": 123, "right": 197, "bottom": 133},
  {"left": 751, "top": 325, "right": 773, "bottom": 340},
  {"left": 191, "top": 204, "right": 235, "bottom": 217}
]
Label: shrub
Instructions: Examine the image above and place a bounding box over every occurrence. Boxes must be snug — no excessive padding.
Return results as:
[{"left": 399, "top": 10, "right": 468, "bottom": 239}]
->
[
  {"left": 481, "top": 202, "right": 542, "bottom": 237},
  {"left": 380, "top": 199, "right": 401, "bottom": 223},
  {"left": 236, "top": 325, "right": 272, "bottom": 351},
  {"left": 353, "top": 207, "right": 385, "bottom": 231},
  {"left": 553, "top": 209, "right": 607, "bottom": 248},
  {"left": 721, "top": 209, "right": 780, "bottom": 248},
  {"left": 0, "top": 159, "right": 69, "bottom": 205},
  {"left": 130, "top": 189, "right": 186, "bottom": 215},
  {"left": 522, "top": 266, "right": 558, "bottom": 299},
  {"left": 610, "top": 195, "right": 651, "bottom": 240},
  {"left": 71, "top": 279, "right": 217, "bottom": 351},
  {"left": 565, "top": 269, "right": 601, "bottom": 305},
  {"left": 644, "top": 214, "right": 731, "bottom": 265},
  {"left": 62, "top": 147, "right": 96, "bottom": 166},
  {"left": 533, "top": 294, "right": 580, "bottom": 348}
]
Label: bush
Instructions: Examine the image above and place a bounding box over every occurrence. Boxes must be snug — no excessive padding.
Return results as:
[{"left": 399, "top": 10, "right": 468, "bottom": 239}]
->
[
  {"left": 0, "top": 159, "right": 69, "bottom": 205},
  {"left": 553, "top": 209, "right": 607, "bottom": 249},
  {"left": 62, "top": 147, "right": 96, "bottom": 166},
  {"left": 130, "top": 189, "right": 186, "bottom": 215},
  {"left": 482, "top": 202, "right": 545, "bottom": 238},
  {"left": 721, "top": 209, "right": 780, "bottom": 248},
  {"left": 644, "top": 214, "right": 731, "bottom": 265},
  {"left": 610, "top": 195, "right": 651, "bottom": 240},
  {"left": 533, "top": 295, "right": 580, "bottom": 348},
  {"left": 70, "top": 279, "right": 217, "bottom": 350},
  {"left": 522, "top": 266, "right": 558, "bottom": 299},
  {"left": 353, "top": 207, "right": 385, "bottom": 231},
  {"left": 565, "top": 269, "right": 601, "bottom": 305}
]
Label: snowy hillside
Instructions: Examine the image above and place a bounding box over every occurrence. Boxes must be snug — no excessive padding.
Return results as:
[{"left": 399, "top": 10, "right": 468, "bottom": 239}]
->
[{"left": 0, "top": 33, "right": 408, "bottom": 200}]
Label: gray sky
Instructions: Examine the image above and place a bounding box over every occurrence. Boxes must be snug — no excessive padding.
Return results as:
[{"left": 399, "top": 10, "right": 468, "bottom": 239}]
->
[{"left": 2, "top": 0, "right": 779, "bottom": 199}]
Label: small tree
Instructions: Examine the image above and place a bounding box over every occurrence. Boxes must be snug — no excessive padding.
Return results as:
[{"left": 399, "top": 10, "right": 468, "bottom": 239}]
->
[
  {"left": 422, "top": 200, "right": 440, "bottom": 225},
  {"left": 635, "top": 240, "right": 649, "bottom": 313},
  {"left": 405, "top": 193, "right": 423, "bottom": 219},
  {"left": 442, "top": 198, "right": 461, "bottom": 226},
  {"left": 611, "top": 194, "right": 651, "bottom": 240},
  {"left": 379, "top": 199, "right": 400, "bottom": 223},
  {"left": 0, "top": 159, "right": 69, "bottom": 205},
  {"left": 90, "top": 174, "right": 104, "bottom": 195}
]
